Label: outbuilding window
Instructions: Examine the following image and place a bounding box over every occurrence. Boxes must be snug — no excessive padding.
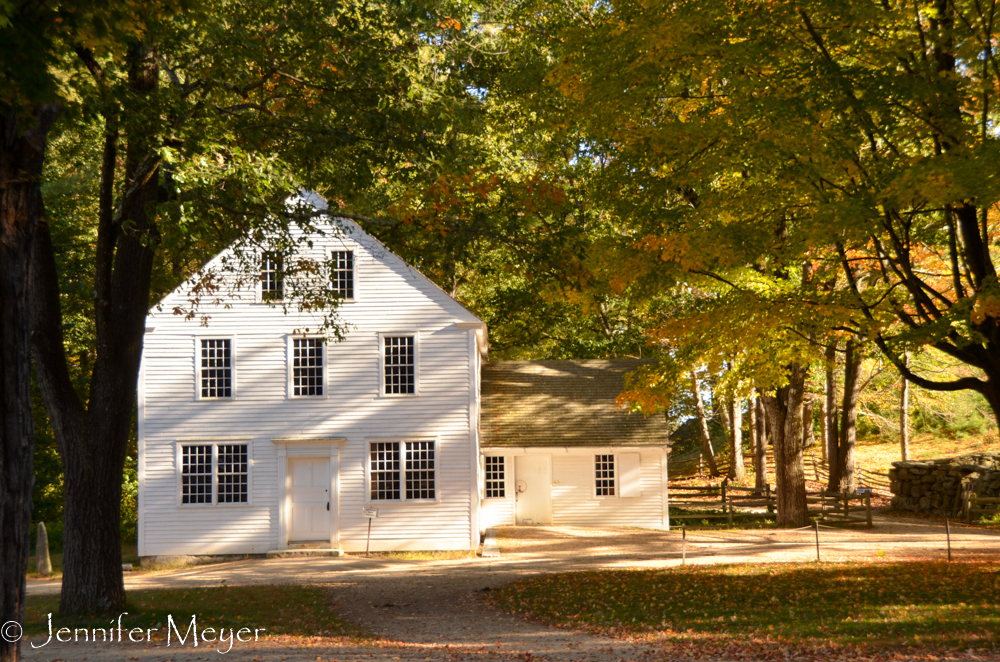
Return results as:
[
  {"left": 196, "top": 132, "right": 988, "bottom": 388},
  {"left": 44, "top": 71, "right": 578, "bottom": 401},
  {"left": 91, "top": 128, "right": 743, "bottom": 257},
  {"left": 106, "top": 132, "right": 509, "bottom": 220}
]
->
[
  {"left": 180, "top": 443, "right": 249, "bottom": 505},
  {"left": 484, "top": 456, "right": 505, "bottom": 498},
  {"left": 595, "top": 454, "right": 616, "bottom": 497}
]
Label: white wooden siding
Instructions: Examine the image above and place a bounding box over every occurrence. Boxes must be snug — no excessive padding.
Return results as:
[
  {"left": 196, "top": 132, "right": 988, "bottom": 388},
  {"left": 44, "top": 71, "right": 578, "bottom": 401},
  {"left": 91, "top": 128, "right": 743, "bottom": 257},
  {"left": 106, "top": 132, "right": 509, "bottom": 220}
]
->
[
  {"left": 139, "top": 218, "right": 483, "bottom": 555},
  {"left": 478, "top": 448, "right": 666, "bottom": 531}
]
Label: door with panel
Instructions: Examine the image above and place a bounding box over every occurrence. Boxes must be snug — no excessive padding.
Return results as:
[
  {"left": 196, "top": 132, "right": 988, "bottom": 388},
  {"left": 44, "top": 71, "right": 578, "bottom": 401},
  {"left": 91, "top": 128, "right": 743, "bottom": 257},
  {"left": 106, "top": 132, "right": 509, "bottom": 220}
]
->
[{"left": 288, "top": 457, "right": 331, "bottom": 541}]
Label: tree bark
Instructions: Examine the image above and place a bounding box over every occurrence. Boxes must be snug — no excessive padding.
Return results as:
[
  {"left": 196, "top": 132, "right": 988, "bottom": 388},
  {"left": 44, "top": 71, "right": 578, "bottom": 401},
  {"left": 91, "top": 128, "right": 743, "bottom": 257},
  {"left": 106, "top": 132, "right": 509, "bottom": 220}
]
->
[
  {"left": 836, "top": 341, "right": 862, "bottom": 493},
  {"left": 727, "top": 397, "right": 745, "bottom": 481},
  {"left": 30, "top": 40, "right": 159, "bottom": 615},
  {"left": 802, "top": 397, "right": 815, "bottom": 448},
  {"left": 900, "top": 355, "right": 910, "bottom": 462},
  {"left": 762, "top": 363, "right": 809, "bottom": 527},
  {"left": 690, "top": 372, "right": 719, "bottom": 477},
  {"left": 819, "top": 389, "right": 828, "bottom": 462},
  {"left": 754, "top": 396, "right": 768, "bottom": 492},
  {"left": 825, "top": 344, "right": 840, "bottom": 491},
  {"left": 1, "top": 104, "right": 59, "bottom": 662}
]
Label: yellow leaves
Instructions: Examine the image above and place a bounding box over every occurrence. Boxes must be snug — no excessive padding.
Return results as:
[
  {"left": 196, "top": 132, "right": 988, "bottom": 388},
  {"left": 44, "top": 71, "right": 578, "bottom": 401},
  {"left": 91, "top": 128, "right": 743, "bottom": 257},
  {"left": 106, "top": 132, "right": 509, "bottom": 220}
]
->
[{"left": 971, "top": 294, "right": 1000, "bottom": 324}]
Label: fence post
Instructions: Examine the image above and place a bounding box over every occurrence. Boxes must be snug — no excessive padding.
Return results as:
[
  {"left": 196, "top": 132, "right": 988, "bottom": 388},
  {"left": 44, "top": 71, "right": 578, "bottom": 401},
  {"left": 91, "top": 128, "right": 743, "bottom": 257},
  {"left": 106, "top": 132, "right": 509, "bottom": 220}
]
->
[
  {"left": 699, "top": 454, "right": 703, "bottom": 478},
  {"left": 766, "top": 483, "right": 773, "bottom": 513},
  {"left": 865, "top": 494, "right": 872, "bottom": 528},
  {"left": 812, "top": 456, "right": 819, "bottom": 481},
  {"left": 814, "top": 521, "right": 820, "bottom": 562},
  {"left": 945, "top": 518, "right": 952, "bottom": 562},
  {"left": 682, "top": 525, "right": 687, "bottom": 565},
  {"left": 842, "top": 491, "right": 849, "bottom": 521},
  {"left": 721, "top": 477, "right": 728, "bottom": 503},
  {"left": 727, "top": 495, "right": 733, "bottom": 526}
]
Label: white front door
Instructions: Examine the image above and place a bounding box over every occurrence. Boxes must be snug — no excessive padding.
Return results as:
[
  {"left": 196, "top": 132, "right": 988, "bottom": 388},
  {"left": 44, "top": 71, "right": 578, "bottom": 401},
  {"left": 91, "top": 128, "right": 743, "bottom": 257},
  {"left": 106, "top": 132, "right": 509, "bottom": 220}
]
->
[
  {"left": 289, "top": 458, "right": 331, "bottom": 541},
  {"left": 515, "top": 455, "right": 552, "bottom": 525}
]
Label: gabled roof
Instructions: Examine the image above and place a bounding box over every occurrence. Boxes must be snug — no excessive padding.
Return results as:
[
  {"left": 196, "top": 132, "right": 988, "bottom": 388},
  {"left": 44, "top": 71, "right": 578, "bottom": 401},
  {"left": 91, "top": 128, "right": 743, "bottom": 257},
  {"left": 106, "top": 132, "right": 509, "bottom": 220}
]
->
[{"left": 480, "top": 360, "right": 671, "bottom": 448}]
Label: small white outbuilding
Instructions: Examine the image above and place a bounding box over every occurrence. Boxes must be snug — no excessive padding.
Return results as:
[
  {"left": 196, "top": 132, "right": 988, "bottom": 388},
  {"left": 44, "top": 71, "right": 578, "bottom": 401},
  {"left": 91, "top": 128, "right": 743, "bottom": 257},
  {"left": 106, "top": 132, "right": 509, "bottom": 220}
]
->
[{"left": 479, "top": 360, "right": 672, "bottom": 531}]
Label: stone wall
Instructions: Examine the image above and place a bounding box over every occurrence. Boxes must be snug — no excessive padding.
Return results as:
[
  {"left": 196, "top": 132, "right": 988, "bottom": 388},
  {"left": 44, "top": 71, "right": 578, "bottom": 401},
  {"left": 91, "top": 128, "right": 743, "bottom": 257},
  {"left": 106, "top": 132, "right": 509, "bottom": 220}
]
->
[{"left": 888, "top": 452, "right": 1000, "bottom": 516}]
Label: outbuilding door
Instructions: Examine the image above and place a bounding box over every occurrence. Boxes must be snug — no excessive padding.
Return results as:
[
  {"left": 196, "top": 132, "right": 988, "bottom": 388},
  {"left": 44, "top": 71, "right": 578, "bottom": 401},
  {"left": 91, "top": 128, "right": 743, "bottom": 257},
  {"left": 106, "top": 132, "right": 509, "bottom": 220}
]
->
[
  {"left": 514, "top": 455, "right": 552, "bottom": 525},
  {"left": 289, "top": 457, "right": 331, "bottom": 541}
]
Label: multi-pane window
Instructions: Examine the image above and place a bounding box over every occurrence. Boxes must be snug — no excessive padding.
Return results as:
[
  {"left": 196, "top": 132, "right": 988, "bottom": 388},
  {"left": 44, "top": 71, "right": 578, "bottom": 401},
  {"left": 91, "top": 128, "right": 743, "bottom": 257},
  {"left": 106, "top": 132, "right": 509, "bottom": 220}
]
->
[
  {"left": 200, "top": 339, "right": 232, "bottom": 399},
  {"left": 217, "top": 444, "right": 249, "bottom": 503},
  {"left": 405, "top": 441, "right": 436, "bottom": 500},
  {"left": 370, "top": 442, "right": 401, "bottom": 501},
  {"left": 383, "top": 335, "right": 415, "bottom": 395},
  {"left": 261, "top": 253, "right": 283, "bottom": 301},
  {"left": 181, "top": 443, "right": 249, "bottom": 505},
  {"left": 331, "top": 250, "right": 354, "bottom": 299},
  {"left": 292, "top": 338, "right": 324, "bottom": 396},
  {"left": 484, "top": 456, "right": 505, "bottom": 498},
  {"left": 370, "top": 441, "right": 436, "bottom": 501},
  {"left": 595, "top": 454, "right": 616, "bottom": 497},
  {"left": 182, "top": 445, "right": 213, "bottom": 504}
]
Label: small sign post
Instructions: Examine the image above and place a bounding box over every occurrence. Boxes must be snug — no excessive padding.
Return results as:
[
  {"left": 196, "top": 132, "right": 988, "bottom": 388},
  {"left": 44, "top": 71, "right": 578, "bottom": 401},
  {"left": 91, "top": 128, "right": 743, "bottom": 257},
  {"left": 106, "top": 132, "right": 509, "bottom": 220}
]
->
[{"left": 363, "top": 507, "right": 379, "bottom": 556}]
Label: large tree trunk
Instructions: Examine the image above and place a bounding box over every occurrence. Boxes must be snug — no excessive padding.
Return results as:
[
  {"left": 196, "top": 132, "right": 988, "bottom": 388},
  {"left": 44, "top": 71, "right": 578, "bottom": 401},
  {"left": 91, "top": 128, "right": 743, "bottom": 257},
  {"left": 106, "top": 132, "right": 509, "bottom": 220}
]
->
[
  {"left": 753, "top": 396, "right": 768, "bottom": 492},
  {"left": 31, "top": 40, "right": 159, "bottom": 615},
  {"left": 1, "top": 104, "right": 58, "bottom": 662},
  {"left": 825, "top": 344, "right": 840, "bottom": 491},
  {"left": 727, "top": 397, "right": 745, "bottom": 481},
  {"left": 690, "top": 372, "right": 719, "bottom": 477},
  {"left": 836, "top": 341, "right": 861, "bottom": 493},
  {"left": 762, "top": 363, "right": 809, "bottom": 527}
]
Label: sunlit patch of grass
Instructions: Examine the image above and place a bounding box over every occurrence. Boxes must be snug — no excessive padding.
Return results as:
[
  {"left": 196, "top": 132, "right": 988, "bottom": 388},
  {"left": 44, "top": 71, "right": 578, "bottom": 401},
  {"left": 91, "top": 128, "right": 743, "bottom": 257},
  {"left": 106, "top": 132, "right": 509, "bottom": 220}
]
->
[
  {"left": 23, "top": 585, "right": 370, "bottom": 643},
  {"left": 489, "top": 562, "right": 1000, "bottom": 655},
  {"left": 347, "top": 550, "right": 475, "bottom": 560}
]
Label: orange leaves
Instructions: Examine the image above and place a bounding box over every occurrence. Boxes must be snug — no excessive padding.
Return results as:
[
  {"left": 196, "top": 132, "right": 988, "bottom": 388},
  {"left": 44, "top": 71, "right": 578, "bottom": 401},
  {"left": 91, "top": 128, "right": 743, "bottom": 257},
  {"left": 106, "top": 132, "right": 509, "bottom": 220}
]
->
[{"left": 436, "top": 17, "right": 461, "bottom": 31}]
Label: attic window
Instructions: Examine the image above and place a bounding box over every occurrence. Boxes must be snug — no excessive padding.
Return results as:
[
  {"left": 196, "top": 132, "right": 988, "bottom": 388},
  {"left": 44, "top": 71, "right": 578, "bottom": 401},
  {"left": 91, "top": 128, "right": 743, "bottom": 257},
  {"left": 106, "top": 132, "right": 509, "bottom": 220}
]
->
[
  {"left": 331, "top": 250, "right": 354, "bottom": 299},
  {"left": 595, "top": 454, "right": 616, "bottom": 497},
  {"left": 261, "top": 253, "right": 283, "bottom": 301}
]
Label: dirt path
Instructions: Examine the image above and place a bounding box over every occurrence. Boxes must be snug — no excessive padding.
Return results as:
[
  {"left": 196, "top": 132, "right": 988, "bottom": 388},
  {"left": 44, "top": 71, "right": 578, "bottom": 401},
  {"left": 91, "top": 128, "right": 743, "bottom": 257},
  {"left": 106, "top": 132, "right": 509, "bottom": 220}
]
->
[{"left": 21, "top": 517, "right": 1000, "bottom": 661}]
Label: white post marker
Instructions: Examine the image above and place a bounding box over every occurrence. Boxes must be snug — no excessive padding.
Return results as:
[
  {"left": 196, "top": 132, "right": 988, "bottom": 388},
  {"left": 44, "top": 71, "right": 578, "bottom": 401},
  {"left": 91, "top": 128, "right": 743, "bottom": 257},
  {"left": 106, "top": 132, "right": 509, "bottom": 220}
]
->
[{"left": 363, "top": 507, "right": 379, "bottom": 556}]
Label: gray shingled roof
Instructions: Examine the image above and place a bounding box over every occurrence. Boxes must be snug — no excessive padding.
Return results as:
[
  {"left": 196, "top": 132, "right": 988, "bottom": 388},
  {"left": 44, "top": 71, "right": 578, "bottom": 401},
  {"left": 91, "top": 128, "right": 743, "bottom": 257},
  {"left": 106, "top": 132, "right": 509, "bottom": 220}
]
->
[{"left": 481, "top": 360, "right": 671, "bottom": 447}]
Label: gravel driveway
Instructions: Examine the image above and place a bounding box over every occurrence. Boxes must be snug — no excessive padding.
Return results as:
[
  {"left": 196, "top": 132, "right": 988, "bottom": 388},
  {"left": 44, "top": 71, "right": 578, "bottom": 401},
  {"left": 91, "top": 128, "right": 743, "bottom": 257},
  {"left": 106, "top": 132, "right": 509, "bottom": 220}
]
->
[{"left": 22, "top": 518, "right": 1000, "bottom": 662}]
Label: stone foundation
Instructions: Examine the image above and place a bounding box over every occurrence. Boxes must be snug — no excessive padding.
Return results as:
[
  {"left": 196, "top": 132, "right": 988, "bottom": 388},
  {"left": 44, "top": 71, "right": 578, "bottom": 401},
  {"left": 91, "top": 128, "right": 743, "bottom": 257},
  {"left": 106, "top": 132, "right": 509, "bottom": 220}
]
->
[{"left": 888, "top": 452, "right": 1000, "bottom": 516}]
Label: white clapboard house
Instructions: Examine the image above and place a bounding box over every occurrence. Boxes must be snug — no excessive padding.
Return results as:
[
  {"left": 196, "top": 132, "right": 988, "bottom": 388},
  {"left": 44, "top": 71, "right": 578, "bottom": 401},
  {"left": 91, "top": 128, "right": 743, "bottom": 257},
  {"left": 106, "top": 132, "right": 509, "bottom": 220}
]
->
[
  {"left": 138, "top": 200, "right": 671, "bottom": 557},
  {"left": 138, "top": 198, "right": 487, "bottom": 555}
]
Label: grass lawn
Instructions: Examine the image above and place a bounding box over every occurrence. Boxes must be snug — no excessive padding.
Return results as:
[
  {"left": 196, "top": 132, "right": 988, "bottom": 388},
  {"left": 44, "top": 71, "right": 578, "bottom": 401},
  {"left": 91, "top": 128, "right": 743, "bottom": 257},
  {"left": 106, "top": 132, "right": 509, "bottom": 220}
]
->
[
  {"left": 852, "top": 431, "right": 998, "bottom": 475},
  {"left": 27, "top": 543, "right": 141, "bottom": 579},
  {"left": 23, "top": 585, "right": 369, "bottom": 644},
  {"left": 489, "top": 562, "right": 1000, "bottom": 657}
]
